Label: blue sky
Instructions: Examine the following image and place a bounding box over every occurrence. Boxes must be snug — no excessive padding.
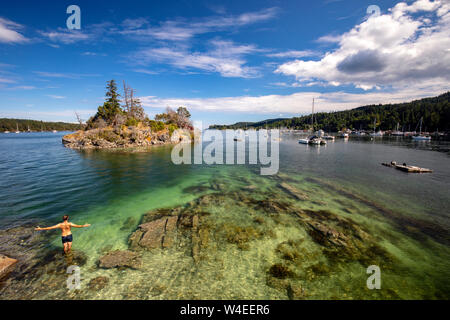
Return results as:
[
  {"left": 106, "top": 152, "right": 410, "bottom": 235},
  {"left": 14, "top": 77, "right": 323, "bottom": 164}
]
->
[{"left": 0, "top": 0, "right": 449, "bottom": 127}]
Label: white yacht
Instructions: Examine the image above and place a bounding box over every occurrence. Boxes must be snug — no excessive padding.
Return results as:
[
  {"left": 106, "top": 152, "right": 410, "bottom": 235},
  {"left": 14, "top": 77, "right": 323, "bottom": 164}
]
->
[
  {"left": 370, "top": 118, "right": 383, "bottom": 137},
  {"left": 298, "top": 138, "right": 309, "bottom": 144},
  {"left": 298, "top": 98, "right": 327, "bottom": 145},
  {"left": 412, "top": 117, "right": 431, "bottom": 141},
  {"left": 391, "top": 122, "right": 403, "bottom": 136}
]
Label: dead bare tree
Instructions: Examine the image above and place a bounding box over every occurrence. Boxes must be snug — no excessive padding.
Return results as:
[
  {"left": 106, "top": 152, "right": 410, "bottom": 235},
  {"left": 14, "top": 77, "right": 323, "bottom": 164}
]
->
[
  {"left": 123, "top": 80, "right": 131, "bottom": 114},
  {"left": 74, "top": 111, "right": 84, "bottom": 129},
  {"left": 122, "top": 81, "right": 146, "bottom": 121}
]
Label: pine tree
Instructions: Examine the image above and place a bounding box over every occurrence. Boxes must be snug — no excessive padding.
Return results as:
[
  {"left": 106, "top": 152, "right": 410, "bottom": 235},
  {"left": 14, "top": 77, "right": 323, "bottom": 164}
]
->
[{"left": 88, "top": 80, "right": 123, "bottom": 127}]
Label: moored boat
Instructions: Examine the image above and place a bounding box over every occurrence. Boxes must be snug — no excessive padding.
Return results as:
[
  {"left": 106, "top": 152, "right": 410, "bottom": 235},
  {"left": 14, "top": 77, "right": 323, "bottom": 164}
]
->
[
  {"left": 370, "top": 119, "right": 383, "bottom": 137},
  {"left": 298, "top": 138, "right": 309, "bottom": 144},
  {"left": 411, "top": 117, "right": 431, "bottom": 141}
]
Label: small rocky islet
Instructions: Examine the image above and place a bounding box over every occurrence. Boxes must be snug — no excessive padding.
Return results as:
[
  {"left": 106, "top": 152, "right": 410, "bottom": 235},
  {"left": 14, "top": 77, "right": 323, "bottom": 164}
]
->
[
  {"left": 0, "top": 173, "right": 447, "bottom": 299},
  {"left": 62, "top": 124, "right": 193, "bottom": 150}
]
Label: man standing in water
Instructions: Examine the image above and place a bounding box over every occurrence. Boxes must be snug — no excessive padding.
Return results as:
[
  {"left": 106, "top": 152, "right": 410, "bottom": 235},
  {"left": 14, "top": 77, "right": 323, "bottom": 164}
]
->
[{"left": 35, "top": 215, "right": 90, "bottom": 253}]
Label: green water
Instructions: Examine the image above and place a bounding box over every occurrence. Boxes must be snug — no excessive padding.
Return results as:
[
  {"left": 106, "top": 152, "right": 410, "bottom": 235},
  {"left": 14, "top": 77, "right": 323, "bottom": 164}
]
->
[{"left": 0, "top": 132, "right": 449, "bottom": 299}]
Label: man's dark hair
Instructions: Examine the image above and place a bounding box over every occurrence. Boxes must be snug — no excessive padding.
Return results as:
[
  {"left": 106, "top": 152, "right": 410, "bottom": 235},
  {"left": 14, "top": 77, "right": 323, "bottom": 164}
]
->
[{"left": 63, "top": 215, "right": 69, "bottom": 221}]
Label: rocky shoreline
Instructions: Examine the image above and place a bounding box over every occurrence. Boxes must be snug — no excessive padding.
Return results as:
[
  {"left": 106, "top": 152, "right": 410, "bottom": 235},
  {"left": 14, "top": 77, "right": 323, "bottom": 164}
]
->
[
  {"left": 62, "top": 126, "right": 193, "bottom": 150},
  {"left": 0, "top": 175, "right": 447, "bottom": 299}
]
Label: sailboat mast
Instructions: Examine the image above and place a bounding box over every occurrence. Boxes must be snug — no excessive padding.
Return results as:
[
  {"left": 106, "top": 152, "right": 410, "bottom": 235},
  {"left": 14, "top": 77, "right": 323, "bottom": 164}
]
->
[{"left": 311, "top": 98, "right": 314, "bottom": 131}]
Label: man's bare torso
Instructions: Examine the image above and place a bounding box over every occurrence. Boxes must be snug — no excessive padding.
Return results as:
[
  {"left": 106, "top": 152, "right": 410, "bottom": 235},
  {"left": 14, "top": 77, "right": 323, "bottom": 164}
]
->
[{"left": 58, "top": 221, "right": 72, "bottom": 236}]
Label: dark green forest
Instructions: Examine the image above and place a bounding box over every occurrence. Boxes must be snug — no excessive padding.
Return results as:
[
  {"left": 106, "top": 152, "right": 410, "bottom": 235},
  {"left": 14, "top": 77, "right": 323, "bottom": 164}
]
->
[
  {"left": 0, "top": 118, "right": 81, "bottom": 132},
  {"left": 210, "top": 92, "right": 450, "bottom": 132}
]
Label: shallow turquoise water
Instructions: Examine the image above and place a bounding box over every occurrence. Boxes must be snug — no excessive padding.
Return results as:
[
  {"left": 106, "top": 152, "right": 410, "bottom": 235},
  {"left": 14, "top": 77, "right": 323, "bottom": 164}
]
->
[{"left": 0, "top": 132, "right": 449, "bottom": 299}]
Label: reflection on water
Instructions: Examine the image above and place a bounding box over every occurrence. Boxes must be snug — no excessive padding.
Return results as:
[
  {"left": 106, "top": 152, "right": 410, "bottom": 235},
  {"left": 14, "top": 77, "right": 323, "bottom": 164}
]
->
[{"left": 0, "top": 132, "right": 449, "bottom": 299}]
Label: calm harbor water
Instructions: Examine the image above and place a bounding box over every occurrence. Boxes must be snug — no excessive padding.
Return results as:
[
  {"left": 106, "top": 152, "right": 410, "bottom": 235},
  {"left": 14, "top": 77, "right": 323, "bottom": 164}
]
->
[{"left": 0, "top": 131, "right": 449, "bottom": 299}]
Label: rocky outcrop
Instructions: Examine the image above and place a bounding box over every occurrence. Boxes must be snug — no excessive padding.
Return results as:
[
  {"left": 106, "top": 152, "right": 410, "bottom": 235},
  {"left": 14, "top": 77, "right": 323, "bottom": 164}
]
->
[
  {"left": 98, "top": 250, "right": 141, "bottom": 269},
  {"left": 62, "top": 125, "right": 194, "bottom": 150},
  {"left": 127, "top": 204, "right": 214, "bottom": 264},
  {"left": 129, "top": 216, "right": 179, "bottom": 250},
  {"left": 0, "top": 254, "right": 17, "bottom": 281}
]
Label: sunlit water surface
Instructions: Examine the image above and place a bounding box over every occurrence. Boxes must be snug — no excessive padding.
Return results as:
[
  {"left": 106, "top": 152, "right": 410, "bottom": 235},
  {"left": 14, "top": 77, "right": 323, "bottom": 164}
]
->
[{"left": 0, "top": 132, "right": 449, "bottom": 299}]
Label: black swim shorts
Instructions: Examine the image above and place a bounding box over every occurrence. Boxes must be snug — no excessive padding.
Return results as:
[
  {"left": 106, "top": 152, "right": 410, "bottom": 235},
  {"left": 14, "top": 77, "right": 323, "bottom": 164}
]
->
[{"left": 62, "top": 234, "right": 73, "bottom": 243}]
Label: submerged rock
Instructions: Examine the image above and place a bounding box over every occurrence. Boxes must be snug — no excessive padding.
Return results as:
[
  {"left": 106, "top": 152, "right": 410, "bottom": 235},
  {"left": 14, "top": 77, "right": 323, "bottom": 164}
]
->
[
  {"left": 224, "top": 225, "right": 262, "bottom": 250},
  {"left": 0, "top": 254, "right": 17, "bottom": 281},
  {"left": 306, "top": 176, "right": 450, "bottom": 247},
  {"left": 191, "top": 215, "right": 212, "bottom": 263},
  {"left": 210, "top": 180, "right": 226, "bottom": 191},
  {"left": 278, "top": 182, "right": 309, "bottom": 201},
  {"left": 268, "top": 263, "right": 295, "bottom": 279},
  {"left": 120, "top": 217, "right": 136, "bottom": 231},
  {"left": 141, "top": 208, "right": 175, "bottom": 224},
  {"left": 306, "top": 221, "right": 349, "bottom": 248},
  {"left": 276, "top": 241, "right": 301, "bottom": 261},
  {"left": 88, "top": 276, "right": 109, "bottom": 290},
  {"left": 182, "top": 185, "right": 211, "bottom": 194},
  {"left": 129, "top": 216, "right": 178, "bottom": 250},
  {"left": 287, "top": 283, "right": 307, "bottom": 300},
  {"left": 98, "top": 250, "right": 141, "bottom": 269},
  {"left": 266, "top": 276, "right": 290, "bottom": 290}
]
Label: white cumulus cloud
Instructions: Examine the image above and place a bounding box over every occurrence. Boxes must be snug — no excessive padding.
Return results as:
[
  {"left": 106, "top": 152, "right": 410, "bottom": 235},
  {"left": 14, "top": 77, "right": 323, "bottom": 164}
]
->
[
  {"left": 139, "top": 84, "right": 446, "bottom": 115},
  {"left": 275, "top": 0, "right": 450, "bottom": 91}
]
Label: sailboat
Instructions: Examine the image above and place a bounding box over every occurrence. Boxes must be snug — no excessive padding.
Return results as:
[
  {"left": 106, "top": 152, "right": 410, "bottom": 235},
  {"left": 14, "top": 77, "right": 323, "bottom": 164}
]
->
[
  {"left": 299, "top": 98, "right": 326, "bottom": 145},
  {"left": 412, "top": 117, "right": 431, "bottom": 141},
  {"left": 15, "top": 123, "right": 20, "bottom": 134},
  {"left": 391, "top": 122, "right": 403, "bottom": 136},
  {"left": 370, "top": 118, "right": 383, "bottom": 137}
]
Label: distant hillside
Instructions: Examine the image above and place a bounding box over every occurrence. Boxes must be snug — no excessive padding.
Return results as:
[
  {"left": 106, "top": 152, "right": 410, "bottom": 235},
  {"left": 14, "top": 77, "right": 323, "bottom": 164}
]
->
[
  {"left": 0, "top": 118, "right": 82, "bottom": 132},
  {"left": 210, "top": 92, "right": 450, "bottom": 132}
]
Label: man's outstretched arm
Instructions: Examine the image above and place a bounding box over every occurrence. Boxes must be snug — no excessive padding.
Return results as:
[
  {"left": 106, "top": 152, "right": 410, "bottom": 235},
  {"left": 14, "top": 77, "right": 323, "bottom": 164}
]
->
[
  {"left": 35, "top": 224, "right": 60, "bottom": 231},
  {"left": 70, "top": 223, "right": 91, "bottom": 228}
]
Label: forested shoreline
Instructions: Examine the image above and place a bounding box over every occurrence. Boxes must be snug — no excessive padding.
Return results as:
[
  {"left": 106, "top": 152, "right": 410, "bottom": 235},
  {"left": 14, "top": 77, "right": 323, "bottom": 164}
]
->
[
  {"left": 210, "top": 92, "right": 450, "bottom": 132},
  {"left": 0, "top": 118, "right": 81, "bottom": 132}
]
